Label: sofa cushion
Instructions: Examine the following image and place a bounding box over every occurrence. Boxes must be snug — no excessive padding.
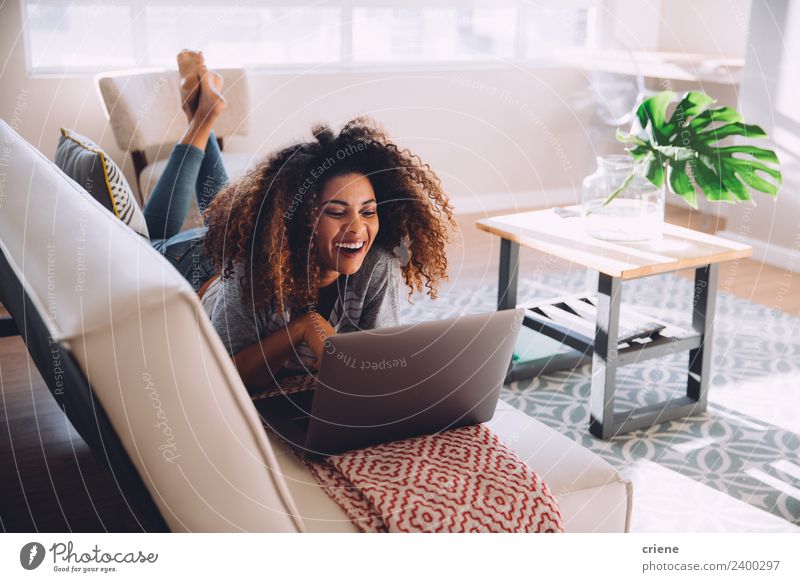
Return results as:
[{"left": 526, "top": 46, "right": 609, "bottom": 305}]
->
[
  {"left": 487, "top": 402, "right": 632, "bottom": 532},
  {"left": 271, "top": 400, "right": 632, "bottom": 533},
  {"left": 54, "top": 128, "right": 150, "bottom": 239}
]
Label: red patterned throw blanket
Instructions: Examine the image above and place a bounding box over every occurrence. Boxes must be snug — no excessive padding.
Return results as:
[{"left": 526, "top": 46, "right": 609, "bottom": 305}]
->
[{"left": 254, "top": 376, "right": 564, "bottom": 533}]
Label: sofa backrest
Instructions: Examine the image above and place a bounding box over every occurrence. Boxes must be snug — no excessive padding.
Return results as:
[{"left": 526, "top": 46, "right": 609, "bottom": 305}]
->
[
  {"left": 95, "top": 67, "right": 250, "bottom": 152},
  {"left": 0, "top": 120, "right": 302, "bottom": 532}
]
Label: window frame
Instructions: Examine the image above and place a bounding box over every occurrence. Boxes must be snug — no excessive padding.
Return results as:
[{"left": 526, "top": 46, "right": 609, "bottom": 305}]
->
[{"left": 20, "top": 0, "right": 598, "bottom": 77}]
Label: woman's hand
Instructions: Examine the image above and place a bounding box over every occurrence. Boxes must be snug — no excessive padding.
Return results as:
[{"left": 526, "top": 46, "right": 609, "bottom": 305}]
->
[
  {"left": 298, "top": 312, "right": 336, "bottom": 370},
  {"left": 233, "top": 312, "right": 336, "bottom": 390}
]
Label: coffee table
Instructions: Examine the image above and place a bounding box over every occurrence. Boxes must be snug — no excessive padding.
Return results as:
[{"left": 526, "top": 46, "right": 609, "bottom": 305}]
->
[{"left": 476, "top": 207, "right": 752, "bottom": 439}]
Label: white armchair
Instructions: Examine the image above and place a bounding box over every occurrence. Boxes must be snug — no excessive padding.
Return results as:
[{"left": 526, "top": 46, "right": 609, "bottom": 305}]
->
[{"left": 95, "top": 67, "right": 253, "bottom": 204}]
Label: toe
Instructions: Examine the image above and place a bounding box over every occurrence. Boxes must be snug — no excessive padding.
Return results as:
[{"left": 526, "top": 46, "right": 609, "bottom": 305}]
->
[
  {"left": 177, "top": 50, "right": 194, "bottom": 69},
  {"left": 177, "top": 49, "right": 204, "bottom": 76}
]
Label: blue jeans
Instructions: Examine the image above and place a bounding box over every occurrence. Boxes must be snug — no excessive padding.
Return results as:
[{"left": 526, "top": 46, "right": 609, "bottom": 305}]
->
[{"left": 144, "top": 132, "right": 228, "bottom": 291}]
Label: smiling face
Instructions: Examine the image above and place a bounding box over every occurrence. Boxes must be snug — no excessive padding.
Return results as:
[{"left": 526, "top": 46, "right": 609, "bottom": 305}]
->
[{"left": 314, "top": 172, "right": 379, "bottom": 285}]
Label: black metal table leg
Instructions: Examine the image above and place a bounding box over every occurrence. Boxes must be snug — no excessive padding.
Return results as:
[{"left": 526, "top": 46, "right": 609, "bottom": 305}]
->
[
  {"left": 589, "top": 273, "right": 622, "bottom": 439},
  {"left": 587, "top": 264, "right": 720, "bottom": 439},
  {"left": 497, "top": 239, "right": 519, "bottom": 311},
  {"left": 498, "top": 239, "right": 589, "bottom": 381},
  {"left": 687, "top": 263, "right": 718, "bottom": 412},
  {"left": 498, "top": 239, "right": 520, "bottom": 381}
]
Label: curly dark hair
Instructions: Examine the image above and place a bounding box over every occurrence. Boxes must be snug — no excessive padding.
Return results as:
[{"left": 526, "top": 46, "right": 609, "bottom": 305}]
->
[{"left": 203, "top": 116, "right": 457, "bottom": 313}]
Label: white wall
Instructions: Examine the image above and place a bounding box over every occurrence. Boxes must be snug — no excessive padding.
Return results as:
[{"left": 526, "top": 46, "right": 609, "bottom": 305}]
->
[
  {"left": 717, "top": 0, "right": 800, "bottom": 270},
  {"left": 595, "top": 0, "right": 751, "bottom": 57},
  {"left": 4, "top": 0, "right": 782, "bottom": 236},
  {"left": 598, "top": 0, "right": 664, "bottom": 51},
  {"left": 658, "top": 0, "right": 752, "bottom": 58},
  {"left": 0, "top": 0, "right": 596, "bottom": 214}
]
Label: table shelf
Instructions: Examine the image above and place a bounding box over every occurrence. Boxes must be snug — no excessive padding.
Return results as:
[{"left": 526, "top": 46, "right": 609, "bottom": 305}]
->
[{"left": 519, "top": 294, "right": 699, "bottom": 368}]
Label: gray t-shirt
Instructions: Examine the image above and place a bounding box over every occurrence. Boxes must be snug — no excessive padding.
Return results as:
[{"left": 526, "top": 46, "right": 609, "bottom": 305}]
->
[{"left": 201, "top": 246, "right": 402, "bottom": 371}]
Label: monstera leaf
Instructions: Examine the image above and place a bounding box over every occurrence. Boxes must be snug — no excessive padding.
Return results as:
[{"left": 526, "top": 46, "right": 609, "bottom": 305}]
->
[{"left": 609, "top": 90, "right": 782, "bottom": 208}]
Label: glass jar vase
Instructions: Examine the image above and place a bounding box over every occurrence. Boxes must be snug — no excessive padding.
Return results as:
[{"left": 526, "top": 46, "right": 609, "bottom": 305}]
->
[{"left": 581, "top": 155, "right": 665, "bottom": 242}]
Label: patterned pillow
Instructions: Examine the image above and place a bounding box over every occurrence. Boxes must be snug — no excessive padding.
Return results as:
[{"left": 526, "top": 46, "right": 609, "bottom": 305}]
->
[{"left": 54, "top": 128, "right": 150, "bottom": 240}]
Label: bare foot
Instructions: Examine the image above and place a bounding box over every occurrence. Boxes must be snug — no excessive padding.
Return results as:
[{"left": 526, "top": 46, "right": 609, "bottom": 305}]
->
[
  {"left": 194, "top": 65, "right": 226, "bottom": 122},
  {"left": 178, "top": 64, "right": 226, "bottom": 150},
  {"left": 177, "top": 49, "right": 204, "bottom": 121}
]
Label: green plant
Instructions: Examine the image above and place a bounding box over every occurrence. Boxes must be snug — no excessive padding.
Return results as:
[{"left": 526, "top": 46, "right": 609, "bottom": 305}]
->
[{"left": 606, "top": 90, "right": 782, "bottom": 208}]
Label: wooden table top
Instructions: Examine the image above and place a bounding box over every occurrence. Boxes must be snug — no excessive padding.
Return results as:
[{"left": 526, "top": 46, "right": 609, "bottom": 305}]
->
[{"left": 476, "top": 207, "right": 752, "bottom": 280}]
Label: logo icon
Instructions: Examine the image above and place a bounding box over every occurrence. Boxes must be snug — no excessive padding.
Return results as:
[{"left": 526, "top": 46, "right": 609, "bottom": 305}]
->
[{"left": 20, "top": 542, "right": 46, "bottom": 570}]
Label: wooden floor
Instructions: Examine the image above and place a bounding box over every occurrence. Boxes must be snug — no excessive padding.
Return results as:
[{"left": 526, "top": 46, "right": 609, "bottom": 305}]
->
[
  {"left": 1, "top": 204, "right": 798, "bottom": 532},
  {"left": 0, "top": 331, "right": 147, "bottom": 532}
]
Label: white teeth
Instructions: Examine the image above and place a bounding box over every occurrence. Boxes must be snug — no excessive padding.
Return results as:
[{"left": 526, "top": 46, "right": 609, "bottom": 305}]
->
[{"left": 335, "top": 241, "right": 364, "bottom": 250}]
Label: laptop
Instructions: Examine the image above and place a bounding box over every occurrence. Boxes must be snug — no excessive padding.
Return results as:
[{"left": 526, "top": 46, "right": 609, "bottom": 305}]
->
[{"left": 255, "top": 308, "right": 524, "bottom": 457}]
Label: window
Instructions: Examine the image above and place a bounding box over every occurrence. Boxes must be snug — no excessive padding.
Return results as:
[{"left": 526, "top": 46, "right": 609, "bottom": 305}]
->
[
  {"left": 143, "top": 5, "right": 342, "bottom": 67},
  {"left": 524, "top": 7, "right": 589, "bottom": 58},
  {"left": 26, "top": 2, "right": 135, "bottom": 70},
  {"left": 22, "top": 0, "right": 594, "bottom": 74},
  {"left": 351, "top": 7, "right": 517, "bottom": 63}
]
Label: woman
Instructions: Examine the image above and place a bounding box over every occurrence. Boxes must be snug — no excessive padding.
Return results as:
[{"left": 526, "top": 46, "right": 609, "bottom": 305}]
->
[{"left": 147, "top": 51, "right": 456, "bottom": 391}]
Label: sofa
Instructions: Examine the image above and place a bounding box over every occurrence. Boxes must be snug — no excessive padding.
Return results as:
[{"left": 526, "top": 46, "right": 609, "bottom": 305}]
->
[{"left": 0, "top": 119, "right": 632, "bottom": 532}]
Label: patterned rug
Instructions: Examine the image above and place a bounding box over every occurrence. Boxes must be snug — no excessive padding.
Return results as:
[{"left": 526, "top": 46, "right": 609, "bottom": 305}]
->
[{"left": 399, "top": 270, "right": 800, "bottom": 532}]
